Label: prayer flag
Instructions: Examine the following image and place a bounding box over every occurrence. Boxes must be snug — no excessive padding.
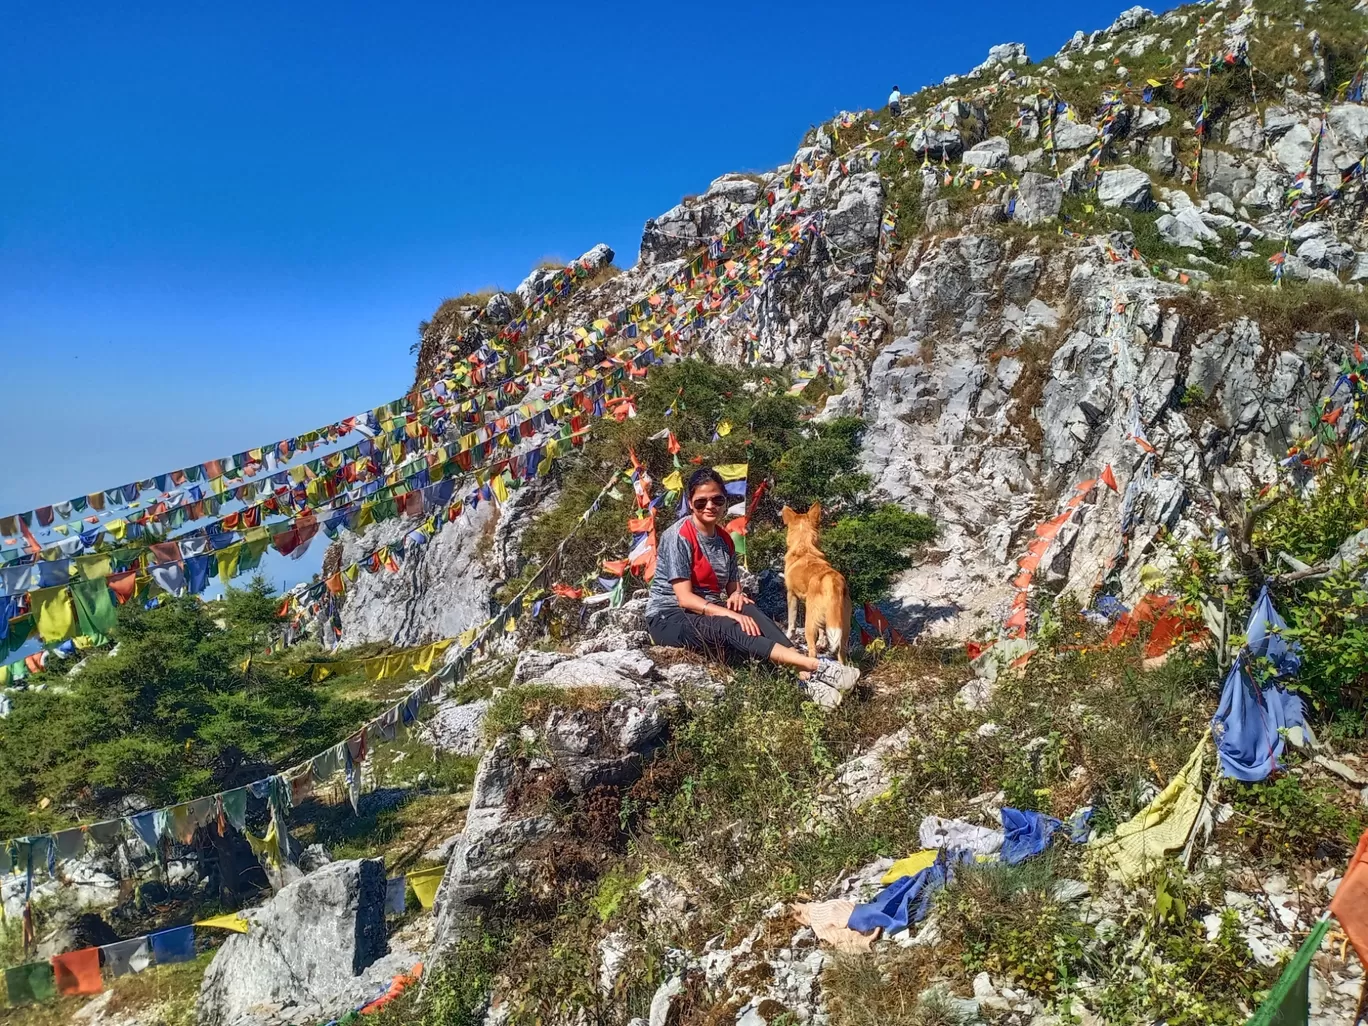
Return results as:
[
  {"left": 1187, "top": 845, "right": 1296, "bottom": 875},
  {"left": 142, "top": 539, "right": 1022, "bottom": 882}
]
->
[
  {"left": 52, "top": 948, "right": 103, "bottom": 996},
  {"left": 407, "top": 866, "right": 445, "bottom": 909},
  {"left": 1246, "top": 917, "right": 1330, "bottom": 1026}
]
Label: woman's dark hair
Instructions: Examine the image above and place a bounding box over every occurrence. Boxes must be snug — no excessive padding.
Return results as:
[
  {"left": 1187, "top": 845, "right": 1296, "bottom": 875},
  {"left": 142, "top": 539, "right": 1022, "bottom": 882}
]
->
[{"left": 686, "top": 467, "right": 727, "bottom": 498}]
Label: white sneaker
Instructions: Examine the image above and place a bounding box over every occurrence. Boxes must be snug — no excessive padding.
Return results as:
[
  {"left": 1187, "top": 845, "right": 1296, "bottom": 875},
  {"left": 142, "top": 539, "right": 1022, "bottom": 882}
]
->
[
  {"left": 806, "top": 680, "right": 844, "bottom": 709},
  {"left": 816, "top": 659, "right": 861, "bottom": 694}
]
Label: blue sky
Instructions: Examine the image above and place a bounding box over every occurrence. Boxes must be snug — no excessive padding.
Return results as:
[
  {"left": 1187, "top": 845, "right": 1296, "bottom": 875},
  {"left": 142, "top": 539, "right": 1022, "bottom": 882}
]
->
[{"left": 2, "top": 0, "right": 1140, "bottom": 569}]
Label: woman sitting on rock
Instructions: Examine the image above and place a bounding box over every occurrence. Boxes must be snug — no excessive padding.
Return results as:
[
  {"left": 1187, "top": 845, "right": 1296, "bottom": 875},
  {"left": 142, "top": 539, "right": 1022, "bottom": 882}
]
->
[{"left": 644, "top": 467, "right": 860, "bottom": 707}]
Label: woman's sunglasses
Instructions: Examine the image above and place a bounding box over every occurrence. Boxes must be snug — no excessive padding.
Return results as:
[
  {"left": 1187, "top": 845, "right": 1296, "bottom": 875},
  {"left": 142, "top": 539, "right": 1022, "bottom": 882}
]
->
[{"left": 692, "top": 495, "right": 728, "bottom": 509}]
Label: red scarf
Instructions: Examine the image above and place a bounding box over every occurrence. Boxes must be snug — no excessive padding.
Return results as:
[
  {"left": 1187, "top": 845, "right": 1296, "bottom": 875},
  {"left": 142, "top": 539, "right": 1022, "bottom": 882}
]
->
[{"left": 678, "top": 516, "right": 733, "bottom": 595}]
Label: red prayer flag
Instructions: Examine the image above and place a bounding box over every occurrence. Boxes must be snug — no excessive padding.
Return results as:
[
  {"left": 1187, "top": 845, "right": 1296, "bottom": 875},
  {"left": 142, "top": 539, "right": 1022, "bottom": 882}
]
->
[
  {"left": 108, "top": 571, "right": 138, "bottom": 605},
  {"left": 53, "top": 947, "right": 103, "bottom": 996},
  {"left": 1100, "top": 464, "right": 1118, "bottom": 492},
  {"left": 863, "top": 603, "right": 889, "bottom": 634}
]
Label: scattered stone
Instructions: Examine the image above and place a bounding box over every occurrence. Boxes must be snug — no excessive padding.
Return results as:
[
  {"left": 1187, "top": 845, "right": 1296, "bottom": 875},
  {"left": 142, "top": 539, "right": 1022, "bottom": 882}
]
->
[
  {"left": 963, "top": 136, "right": 1010, "bottom": 170},
  {"left": 1097, "top": 165, "right": 1153, "bottom": 209},
  {"left": 422, "top": 699, "right": 489, "bottom": 756}
]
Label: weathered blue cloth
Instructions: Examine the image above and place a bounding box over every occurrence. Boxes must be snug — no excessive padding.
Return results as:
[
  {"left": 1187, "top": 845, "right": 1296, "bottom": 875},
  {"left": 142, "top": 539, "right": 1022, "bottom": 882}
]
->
[
  {"left": 149, "top": 926, "right": 196, "bottom": 965},
  {"left": 1065, "top": 806, "right": 1094, "bottom": 843},
  {"left": 185, "top": 555, "right": 211, "bottom": 596},
  {"left": 1000, "top": 808, "right": 1063, "bottom": 864},
  {"left": 1212, "top": 660, "right": 1305, "bottom": 781},
  {"left": 129, "top": 810, "right": 168, "bottom": 851},
  {"left": 1245, "top": 586, "right": 1302, "bottom": 677},
  {"left": 848, "top": 850, "right": 973, "bottom": 935}
]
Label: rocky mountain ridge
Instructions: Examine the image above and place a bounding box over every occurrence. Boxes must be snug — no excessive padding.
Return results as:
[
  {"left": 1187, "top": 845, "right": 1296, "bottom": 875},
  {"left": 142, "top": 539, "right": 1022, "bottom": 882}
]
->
[
  {"left": 14, "top": 1, "right": 1368, "bottom": 1024},
  {"left": 334, "top": 0, "right": 1367, "bottom": 651}
]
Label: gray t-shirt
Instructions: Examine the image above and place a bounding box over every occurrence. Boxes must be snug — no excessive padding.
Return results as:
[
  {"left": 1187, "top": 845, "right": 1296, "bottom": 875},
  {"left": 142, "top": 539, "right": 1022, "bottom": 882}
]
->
[{"left": 645, "top": 518, "right": 738, "bottom": 617}]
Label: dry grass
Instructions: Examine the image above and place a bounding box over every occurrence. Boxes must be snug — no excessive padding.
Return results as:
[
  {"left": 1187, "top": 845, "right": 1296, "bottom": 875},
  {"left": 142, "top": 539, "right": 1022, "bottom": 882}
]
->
[
  {"left": 824, "top": 951, "right": 971, "bottom": 1026},
  {"left": 0, "top": 954, "right": 212, "bottom": 1026},
  {"left": 1005, "top": 329, "right": 1067, "bottom": 453}
]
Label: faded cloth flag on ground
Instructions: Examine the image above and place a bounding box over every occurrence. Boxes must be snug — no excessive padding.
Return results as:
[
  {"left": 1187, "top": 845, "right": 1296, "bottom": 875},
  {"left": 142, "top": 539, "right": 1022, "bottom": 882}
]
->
[{"left": 1091, "top": 732, "right": 1208, "bottom": 884}]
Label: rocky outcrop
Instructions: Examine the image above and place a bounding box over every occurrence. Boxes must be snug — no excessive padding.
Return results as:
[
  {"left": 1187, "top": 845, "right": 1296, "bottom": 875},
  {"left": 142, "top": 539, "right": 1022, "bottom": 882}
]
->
[
  {"left": 336, "top": 0, "right": 1366, "bottom": 659},
  {"left": 197, "top": 859, "right": 401, "bottom": 1026},
  {"left": 430, "top": 633, "right": 688, "bottom": 956},
  {"left": 335, "top": 473, "right": 557, "bottom": 646}
]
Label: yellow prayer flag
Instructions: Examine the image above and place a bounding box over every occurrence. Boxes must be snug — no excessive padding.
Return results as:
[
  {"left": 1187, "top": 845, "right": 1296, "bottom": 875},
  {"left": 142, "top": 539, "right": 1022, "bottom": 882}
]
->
[
  {"left": 1090, "top": 733, "right": 1208, "bottom": 883},
  {"left": 32, "top": 586, "right": 76, "bottom": 643},
  {"left": 216, "top": 543, "right": 243, "bottom": 583},
  {"left": 712, "top": 464, "right": 749, "bottom": 482},
  {"left": 662, "top": 470, "right": 683, "bottom": 493},
  {"left": 491, "top": 473, "right": 509, "bottom": 504},
  {"left": 407, "top": 866, "right": 446, "bottom": 909},
  {"left": 195, "top": 913, "right": 250, "bottom": 934},
  {"left": 880, "top": 850, "right": 939, "bottom": 885},
  {"left": 74, "top": 553, "right": 113, "bottom": 581}
]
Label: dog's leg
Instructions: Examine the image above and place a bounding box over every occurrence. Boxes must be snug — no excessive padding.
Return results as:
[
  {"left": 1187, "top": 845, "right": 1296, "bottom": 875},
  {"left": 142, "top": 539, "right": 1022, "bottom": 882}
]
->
[
  {"left": 787, "top": 590, "right": 799, "bottom": 636},
  {"left": 806, "top": 611, "right": 822, "bottom": 661}
]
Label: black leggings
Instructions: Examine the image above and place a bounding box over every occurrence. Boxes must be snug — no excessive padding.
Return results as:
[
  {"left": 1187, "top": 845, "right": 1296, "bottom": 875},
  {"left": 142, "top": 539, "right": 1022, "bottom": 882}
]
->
[{"left": 646, "top": 603, "right": 795, "bottom": 663}]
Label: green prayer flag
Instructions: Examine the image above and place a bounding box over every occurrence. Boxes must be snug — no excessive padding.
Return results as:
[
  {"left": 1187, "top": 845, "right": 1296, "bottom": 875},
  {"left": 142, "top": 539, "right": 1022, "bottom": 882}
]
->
[
  {"left": 1, "top": 615, "right": 34, "bottom": 659},
  {"left": 1246, "top": 917, "right": 1331, "bottom": 1026},
  {"left": 72, "top": 578, "right": 118, "bottom": 646},
  {"left": 5, "top": 962, "right": 56, "bottom": 1006}
]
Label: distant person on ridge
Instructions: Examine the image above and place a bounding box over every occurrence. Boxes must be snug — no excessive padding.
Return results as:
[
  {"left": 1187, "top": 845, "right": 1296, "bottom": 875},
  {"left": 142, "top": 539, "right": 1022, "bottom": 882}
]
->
[
  {"left": 888, "top": 86, "right": 902, "bottom": 117},
  {"left": 643, "top": 467, "right": 860, "bottom": 709}
]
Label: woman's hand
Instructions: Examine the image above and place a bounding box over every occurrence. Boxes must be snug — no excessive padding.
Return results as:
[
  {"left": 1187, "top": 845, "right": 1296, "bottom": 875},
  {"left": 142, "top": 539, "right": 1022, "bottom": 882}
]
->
[
  {"left": 729, "top": 610, "right": 761, "bottom": 636},
  {"left": 726, "top": 590, "right": 749, "bottom": 612}
]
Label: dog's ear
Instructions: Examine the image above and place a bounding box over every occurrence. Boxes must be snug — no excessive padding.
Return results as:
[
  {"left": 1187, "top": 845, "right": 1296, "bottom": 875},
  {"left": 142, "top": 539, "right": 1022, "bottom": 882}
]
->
[
  {"left": 781, "top": 505, "right": 795, "bottom": 525},
  {"left": 807, "top": 502, "right": 822, "bottom": 523}
]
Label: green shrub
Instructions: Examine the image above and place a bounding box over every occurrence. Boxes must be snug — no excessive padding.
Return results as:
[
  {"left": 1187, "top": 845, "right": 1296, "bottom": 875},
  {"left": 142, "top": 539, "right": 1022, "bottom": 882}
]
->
[
  {"left": 1096, "top": 871, "right": 1270, "bottom": 1026},
  {"left": 0, "top": 585, "right": 369, "bottom": 836},
  {"left": 774, "top": 416, "right": 871, "bottom": 509},
  {"left": 936, "top": 859, "right": 1087, "bottom": 998},
  {"left": 1228, "top": 772, "right": 1362, "bottom": 864},
  {"left": 823, "top": 505, "right": 938, "bottom": 603},
  {"left": 1256, "top": 453, "right": 1368, "bottom": 569},
  {"left": 522, "top": 360, "right": 905, "bottom": 586}
]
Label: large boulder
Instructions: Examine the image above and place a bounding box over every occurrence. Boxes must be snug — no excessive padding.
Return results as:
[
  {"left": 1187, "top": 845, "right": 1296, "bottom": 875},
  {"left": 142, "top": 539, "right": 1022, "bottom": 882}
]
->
[
  {"left": 1156, "top": 208, "right": 1219, "bottom": 249},
  {"left": 824, "top": 172, "right": 885, "bottom": 257},
  {"left": 1053, "top": 120, "right": 1099, "bottom": 151},
  {"left": 962, "top": 137, "right": 1010, "bottom": 170},
  {"left": 430, "top": 658, "right": 686, "bottom": 957},
  {"left": 1297, "top": 237, "right": 1357, "bottom": 272},
  {"left": 1097, "top": 165, "right": 1153, "bottom": 209},
  {"left": 1012, "top": 172, "right": 1063, "bottom": 225},
  {"left": 197, "top": 859, "right": 397, "bottom": 1026},
  {"left": 1328, "top": 105, "right": 1368, "bottom": 158}
]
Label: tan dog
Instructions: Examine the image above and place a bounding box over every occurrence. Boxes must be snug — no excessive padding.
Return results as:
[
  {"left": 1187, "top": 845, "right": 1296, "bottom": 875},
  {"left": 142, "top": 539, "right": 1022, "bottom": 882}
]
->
[{"left": 781, "top": 503, "right": 853, "bottom": 664}]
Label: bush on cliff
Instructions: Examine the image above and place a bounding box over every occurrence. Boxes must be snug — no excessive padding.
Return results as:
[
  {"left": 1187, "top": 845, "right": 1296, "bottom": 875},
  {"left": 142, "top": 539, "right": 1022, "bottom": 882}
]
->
[
  {"left": 0, "top": 577, "right": 370, "bottom": 836},
  {"left": 521, "top": 358, "right": 934, "bottom": 603}
]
